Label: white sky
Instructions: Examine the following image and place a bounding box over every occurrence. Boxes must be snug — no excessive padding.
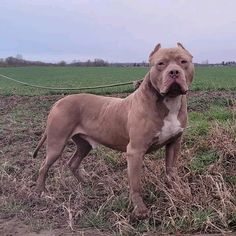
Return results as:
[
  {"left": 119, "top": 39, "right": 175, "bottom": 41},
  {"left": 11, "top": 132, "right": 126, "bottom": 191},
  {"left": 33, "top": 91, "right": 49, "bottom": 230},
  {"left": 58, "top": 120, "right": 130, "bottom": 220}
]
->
[{"left": 0, "top": 0, "right": 236, "bottom": 63}]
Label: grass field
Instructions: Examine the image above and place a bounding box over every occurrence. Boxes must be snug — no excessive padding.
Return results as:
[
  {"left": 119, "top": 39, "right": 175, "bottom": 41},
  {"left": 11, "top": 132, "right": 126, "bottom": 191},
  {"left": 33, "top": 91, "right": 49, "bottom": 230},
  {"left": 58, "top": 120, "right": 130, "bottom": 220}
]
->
[
  {"left": 0, "top": 66, "right": 236, "bottom": 235},
  {"left": 0, "top": 66, "right": 236, "bottom": 95}
]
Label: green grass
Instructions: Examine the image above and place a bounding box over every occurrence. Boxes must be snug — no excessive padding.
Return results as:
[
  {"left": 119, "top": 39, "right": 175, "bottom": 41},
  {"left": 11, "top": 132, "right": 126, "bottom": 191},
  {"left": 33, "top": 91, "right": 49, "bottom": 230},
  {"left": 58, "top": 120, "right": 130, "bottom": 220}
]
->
[
  {"left": 190, "top": 151, "right": 220, "bottom": 174},
  {"left": 184, "top": 102, "right": 235, "bottom": 175},
  {"left": 185, "top": 112, "right": 210, "bottom": 147},
  {"left": 77, "top": 209, "right": 110, "bottom": 229},
  {"left": 193, "top": 66, "right": 236, "bottom": 91},
  {"left": 0, "top": 66, "right": 142, "bottom": 95},
  {"left": 0, "top": 66, "right": 236, "bottom": 95}
]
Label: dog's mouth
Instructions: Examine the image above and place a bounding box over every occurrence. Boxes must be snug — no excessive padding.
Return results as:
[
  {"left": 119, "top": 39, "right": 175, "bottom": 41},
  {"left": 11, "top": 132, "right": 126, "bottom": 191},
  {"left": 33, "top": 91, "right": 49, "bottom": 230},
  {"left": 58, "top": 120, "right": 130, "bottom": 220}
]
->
[{"left": 161, "top": 82, "right": 187, "bottom": 97}]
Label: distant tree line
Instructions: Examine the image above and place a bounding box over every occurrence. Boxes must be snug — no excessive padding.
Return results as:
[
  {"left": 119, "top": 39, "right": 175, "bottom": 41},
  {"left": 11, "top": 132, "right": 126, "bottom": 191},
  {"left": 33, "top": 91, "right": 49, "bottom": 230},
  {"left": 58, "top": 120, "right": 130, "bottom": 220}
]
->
[
  {"left": 0, "top": 55, "right": 235, "bottom": 67},
  {"left": 221, "top": 61, "right": 236, "bottom": 66},
  {"left": 0, "top": 55, "right": 149, "bottom": 67},
  {"left": 194, "top": 60, "right": 236, "bottom": 67},
  {"left": 0, "top": 55, "right": 54, "bottom": 67}
]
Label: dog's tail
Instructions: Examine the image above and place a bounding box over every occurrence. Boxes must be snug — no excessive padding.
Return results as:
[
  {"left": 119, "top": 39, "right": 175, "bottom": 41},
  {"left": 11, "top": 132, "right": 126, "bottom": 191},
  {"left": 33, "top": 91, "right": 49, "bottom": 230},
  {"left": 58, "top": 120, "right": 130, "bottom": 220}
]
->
[{"left": 33, "top": 131, "right": 47, "bottom": 158}]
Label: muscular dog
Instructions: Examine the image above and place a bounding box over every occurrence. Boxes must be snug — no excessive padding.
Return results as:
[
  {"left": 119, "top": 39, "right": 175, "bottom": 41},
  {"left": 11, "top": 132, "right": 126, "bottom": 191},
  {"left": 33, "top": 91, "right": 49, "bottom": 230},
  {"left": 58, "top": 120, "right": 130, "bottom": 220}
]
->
[{"left": 33, "top": 43, "right": 194, "bottom": 219}]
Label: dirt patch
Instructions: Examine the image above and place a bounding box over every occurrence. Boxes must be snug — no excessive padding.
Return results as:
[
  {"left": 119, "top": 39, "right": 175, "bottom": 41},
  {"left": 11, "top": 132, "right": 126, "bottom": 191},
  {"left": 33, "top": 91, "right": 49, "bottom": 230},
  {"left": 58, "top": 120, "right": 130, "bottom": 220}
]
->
[
  {"left": 0, "top": 218, "right": 110, "bottom": 236},
  {"left": 187, "top": 91, "right": 235, "bottom": 111},
  {"left": 0, "top": 217, "right": 52, "bottom": 236}
]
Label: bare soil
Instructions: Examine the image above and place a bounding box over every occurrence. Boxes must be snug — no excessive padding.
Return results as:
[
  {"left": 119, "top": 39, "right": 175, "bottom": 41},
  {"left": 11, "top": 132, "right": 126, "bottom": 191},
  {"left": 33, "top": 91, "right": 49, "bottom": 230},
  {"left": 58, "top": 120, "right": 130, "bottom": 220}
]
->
[{"left": 0, "top": 217, "right": 110, "bottom": 236}]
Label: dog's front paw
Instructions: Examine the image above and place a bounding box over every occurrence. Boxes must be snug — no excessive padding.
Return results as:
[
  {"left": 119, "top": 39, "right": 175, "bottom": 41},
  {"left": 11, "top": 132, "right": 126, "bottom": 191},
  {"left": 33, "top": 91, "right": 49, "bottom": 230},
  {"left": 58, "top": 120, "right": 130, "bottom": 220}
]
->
[
  {"left": 132, "top": 204, "right": 149, "bottom": 220},
  {"left": 166, "top": 168, "right": 181, "bottom": 187},
  {"left": 34, "top": 185, "right": 47, "bottom": 197},
  {"left": 71, "top": 167, "right": 89, "bottom": 183},
  {"left": 165, "top": 173, "right": 192, "bottom": 199}
]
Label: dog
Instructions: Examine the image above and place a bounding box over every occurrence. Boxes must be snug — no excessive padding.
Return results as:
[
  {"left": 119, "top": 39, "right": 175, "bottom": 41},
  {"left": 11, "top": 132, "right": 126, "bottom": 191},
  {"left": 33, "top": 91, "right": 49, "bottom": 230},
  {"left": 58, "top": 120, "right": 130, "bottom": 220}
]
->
[{"left": 33, "top": 43, "right": 194, "bottom": 219}]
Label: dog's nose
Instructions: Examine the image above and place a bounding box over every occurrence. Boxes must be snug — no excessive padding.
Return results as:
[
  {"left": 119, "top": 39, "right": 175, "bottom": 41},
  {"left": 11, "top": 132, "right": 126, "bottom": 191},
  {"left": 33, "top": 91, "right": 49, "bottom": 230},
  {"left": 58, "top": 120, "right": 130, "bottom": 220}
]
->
[{"left": 169, "top": 70, "right": 179, "bottom": 79}]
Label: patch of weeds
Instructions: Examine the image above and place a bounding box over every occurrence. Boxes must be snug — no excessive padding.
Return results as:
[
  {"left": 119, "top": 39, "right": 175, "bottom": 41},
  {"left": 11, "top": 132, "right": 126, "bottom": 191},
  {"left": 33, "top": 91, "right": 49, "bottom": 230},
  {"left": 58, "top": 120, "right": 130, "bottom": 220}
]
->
[
  {"left": 8, "top": 101, "right": 47, "bottom": 127},
  {"left": 207, "top": 106, "right": 234, "bottom": 122},
  {"left": 92, "top": 147, "right": 121, "bottom": 168},
  {"left": 10, "top": 107, "right": 30, "bottom": 123},
  {"left": 188, "top": 95, "right": 235, "bottom": 112},
  {"left": 188, "top": 112, "right": 210, "bottom": 136},
  {"left": 110, "top": 195, "right": 129, "bottom": 212},
  {"left": 188, "top": 96, "right": 210, "bottom": 111},
  {"left": 212, "top": 97, "right": 234, "bottom": 107},
  {"left": 25, "top": 218, "right": 54, "bottom": 233},
  {"left": 228, "top": 211, "right": 236, "bottom": 230},
  {"left": 185, "top": 112, "right": 209, "bottom": 147},
  {"left": 134, "top": 220, "right": 152, "bottom": 234},
  {"left": 102, "top": 152, "right": 120, "bottom": 168},
  {"left": 144, "top": 183, "right": 160, "bottom": 205},
  {"left": 162, "top": 209, "right": 215, "bottom": 233},
  {"left": 77, "top": 209, "right": 111, "bottom": 229},
  {"left": 33, "top": 99, "right": 56, "bottom": 111},
  {"left": 190, "top": 150, "right": 219, "bottom": 174},
  {"left": 209, "top": 120, "right": 236, "bottom": 157},
  {"left": 0, "top": 200, "right": 29, "bottom": 216},
  {"left": 146, "top": 148, "right": 164, "bottom": 160},
  {"left": 0, "top": 161, "right": 21, "bottom": 176},
  {"left": 186, "top": 104, "right": 234, "bottom": 148},
  {"left": 83, "top": 185, "right": 95, "bottom": 197},
  {"left": 173, "top": 216, "right": 190, "bottom": 232},
  {"left": 160, "top": 216, "right": 184, "bottom": 234},
  {"left": 225, "top": 176, "right": 236, "bottom": 185},
  {"left": 191, "top": 209, "right": 214, "bottom": 231}
]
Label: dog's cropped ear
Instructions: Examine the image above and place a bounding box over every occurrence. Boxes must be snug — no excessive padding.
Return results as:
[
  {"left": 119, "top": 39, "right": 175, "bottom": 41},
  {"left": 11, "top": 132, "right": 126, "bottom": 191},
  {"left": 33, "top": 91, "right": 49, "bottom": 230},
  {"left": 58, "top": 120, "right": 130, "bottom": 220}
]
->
[
  {"left": 149, "top": 43, "right": 161, "bottom": 65},
  {"left": 177, "top": 42, "right": 193, "bottom": 59},
  {"left": 177, "top": 42, "right": 186, "bottom": 50}
]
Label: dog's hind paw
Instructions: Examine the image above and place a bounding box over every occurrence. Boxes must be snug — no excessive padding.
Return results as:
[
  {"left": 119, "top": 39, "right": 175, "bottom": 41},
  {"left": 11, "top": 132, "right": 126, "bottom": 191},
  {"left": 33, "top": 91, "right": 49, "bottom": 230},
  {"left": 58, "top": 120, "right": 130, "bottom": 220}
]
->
[
  {"left": 34, "top": 187, "right": 46, "bottom": 197},
  {"left": 132, "top": 204, "right": 149, "bottom": 220},
  {"left": 73, "top": 167, "right": 89, "bottom": 183}
]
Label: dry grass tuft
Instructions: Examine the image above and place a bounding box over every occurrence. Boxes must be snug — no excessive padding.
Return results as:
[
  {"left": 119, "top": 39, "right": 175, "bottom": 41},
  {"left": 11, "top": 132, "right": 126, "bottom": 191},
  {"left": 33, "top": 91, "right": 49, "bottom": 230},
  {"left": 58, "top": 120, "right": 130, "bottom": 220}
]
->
[{"left": 209, "top": 121, "right": 236, "bottom": 158}]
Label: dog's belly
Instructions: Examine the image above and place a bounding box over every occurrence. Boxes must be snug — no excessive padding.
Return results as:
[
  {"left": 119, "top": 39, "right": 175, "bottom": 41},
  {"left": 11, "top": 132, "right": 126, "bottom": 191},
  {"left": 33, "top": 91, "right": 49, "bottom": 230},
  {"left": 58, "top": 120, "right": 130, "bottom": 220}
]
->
[{"left": 79, "top": 133, "right": 129, "bottom": 152}]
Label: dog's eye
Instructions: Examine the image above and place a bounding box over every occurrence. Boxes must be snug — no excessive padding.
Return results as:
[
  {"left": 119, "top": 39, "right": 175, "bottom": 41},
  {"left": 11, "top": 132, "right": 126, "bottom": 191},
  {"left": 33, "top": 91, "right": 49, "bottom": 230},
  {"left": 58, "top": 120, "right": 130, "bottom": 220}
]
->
[
  {"left": 157, "top": 62, "right": 164, "bottom": 66},
  {"left": 181, "top": 60, "right": 188, "bottom": 64}
]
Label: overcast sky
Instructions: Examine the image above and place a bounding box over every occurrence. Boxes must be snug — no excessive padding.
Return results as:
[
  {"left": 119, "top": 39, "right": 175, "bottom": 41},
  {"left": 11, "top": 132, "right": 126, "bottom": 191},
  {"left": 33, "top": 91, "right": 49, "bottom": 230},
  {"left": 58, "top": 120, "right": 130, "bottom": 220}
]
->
[{"left": 0, "top": 0, "right": 236, "bottom": 63}]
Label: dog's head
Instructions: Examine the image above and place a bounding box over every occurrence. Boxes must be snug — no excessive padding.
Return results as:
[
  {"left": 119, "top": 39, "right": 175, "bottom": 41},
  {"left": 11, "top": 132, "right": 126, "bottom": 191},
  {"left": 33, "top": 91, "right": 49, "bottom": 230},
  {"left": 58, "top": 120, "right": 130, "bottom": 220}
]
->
[{"left": 148, "top": 43, "right": 194, "bottom": 97}]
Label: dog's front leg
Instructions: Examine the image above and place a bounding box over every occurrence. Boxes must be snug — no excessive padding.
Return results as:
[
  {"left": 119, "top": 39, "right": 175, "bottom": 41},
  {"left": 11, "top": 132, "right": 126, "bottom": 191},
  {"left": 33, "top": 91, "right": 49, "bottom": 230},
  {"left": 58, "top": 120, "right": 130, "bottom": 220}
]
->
[
  {"left": 165, "top": 136, "right": 182, "bottom": 181},
  {"left": 126, "top": 144, "right": 148, "bottom": 219}
]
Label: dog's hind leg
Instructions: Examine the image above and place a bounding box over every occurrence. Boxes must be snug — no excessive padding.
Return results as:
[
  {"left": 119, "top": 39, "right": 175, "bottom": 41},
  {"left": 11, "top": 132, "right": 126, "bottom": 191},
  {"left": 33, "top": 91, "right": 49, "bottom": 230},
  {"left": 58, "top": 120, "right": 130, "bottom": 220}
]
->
[
  {"left": 35, "top": 125, "right": 71, "bottom": 195},
  {"left": 67, "top": 135, "right": 92, "bottom": 182},
  {"left": 36, "top": 148, "right": 64, "bottom": 195}
]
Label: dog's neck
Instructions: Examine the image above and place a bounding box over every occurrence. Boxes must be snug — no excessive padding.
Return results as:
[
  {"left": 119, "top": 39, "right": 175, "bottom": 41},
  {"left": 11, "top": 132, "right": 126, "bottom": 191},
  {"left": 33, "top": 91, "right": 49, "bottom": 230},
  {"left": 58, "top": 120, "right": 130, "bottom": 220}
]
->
[{"left": 137, "top": 72, "right": 163, "bottom": 101}]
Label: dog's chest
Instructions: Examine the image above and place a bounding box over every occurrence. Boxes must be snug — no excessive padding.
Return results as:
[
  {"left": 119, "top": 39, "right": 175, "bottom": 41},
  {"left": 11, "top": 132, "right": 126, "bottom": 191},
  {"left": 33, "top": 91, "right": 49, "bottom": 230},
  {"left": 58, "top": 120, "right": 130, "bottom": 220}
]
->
[{"left": 155, "top": 97, "right": 183, "bottom": 144}]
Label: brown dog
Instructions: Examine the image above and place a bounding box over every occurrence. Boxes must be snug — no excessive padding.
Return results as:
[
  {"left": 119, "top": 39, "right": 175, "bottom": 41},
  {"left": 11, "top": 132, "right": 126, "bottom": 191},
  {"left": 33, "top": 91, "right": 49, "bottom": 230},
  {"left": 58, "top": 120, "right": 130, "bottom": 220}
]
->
[{"left": 33, "top": 43, "right": 194, "bottom": 219}]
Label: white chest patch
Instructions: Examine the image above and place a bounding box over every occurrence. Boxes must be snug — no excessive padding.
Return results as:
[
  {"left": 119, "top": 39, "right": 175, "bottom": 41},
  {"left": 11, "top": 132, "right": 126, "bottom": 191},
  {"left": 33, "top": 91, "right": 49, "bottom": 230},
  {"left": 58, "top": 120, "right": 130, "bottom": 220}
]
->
[{"left": 157, "top": 96, "right": 184, "bottom": 144}]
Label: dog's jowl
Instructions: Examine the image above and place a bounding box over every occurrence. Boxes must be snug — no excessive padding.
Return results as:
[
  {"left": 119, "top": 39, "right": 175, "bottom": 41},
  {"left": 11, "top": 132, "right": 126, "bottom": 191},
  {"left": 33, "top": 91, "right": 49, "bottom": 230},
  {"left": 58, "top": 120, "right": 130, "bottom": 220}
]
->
[{"left": 33, "top": 43, "right": 194, "bottom": 219}]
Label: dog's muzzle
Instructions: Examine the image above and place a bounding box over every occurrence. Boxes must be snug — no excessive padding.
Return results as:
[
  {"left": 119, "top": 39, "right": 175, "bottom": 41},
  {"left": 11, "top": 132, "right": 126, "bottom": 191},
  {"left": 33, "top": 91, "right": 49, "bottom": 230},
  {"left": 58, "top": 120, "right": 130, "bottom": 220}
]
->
[{"left": 161, "top": 81, "right": 188, "bottom": 97}]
